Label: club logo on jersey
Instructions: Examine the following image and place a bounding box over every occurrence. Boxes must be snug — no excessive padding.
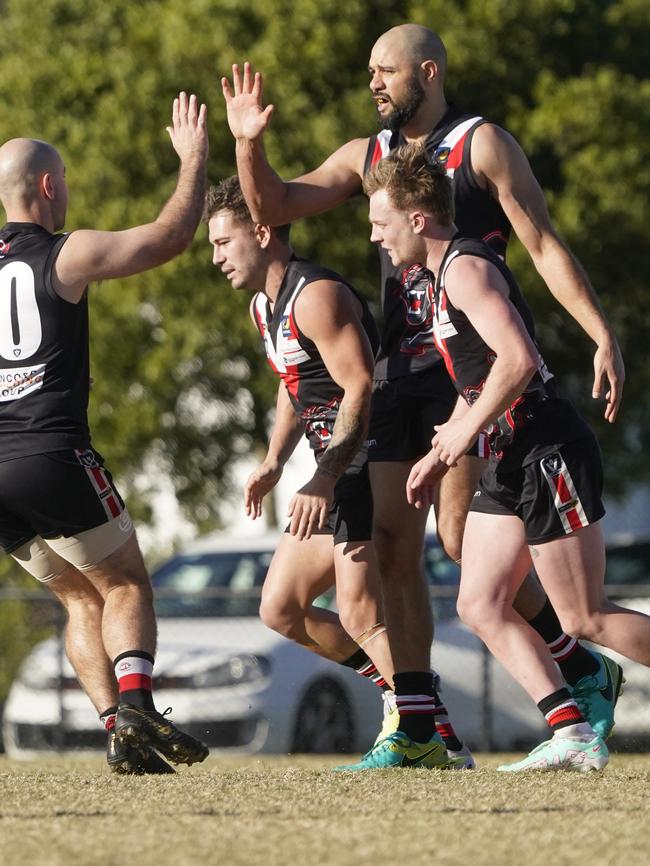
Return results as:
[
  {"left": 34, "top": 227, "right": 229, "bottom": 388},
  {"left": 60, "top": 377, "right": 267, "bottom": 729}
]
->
[
  {"left": 311, "top": 421, "right": 332, "bottom": 443},
  {"left": 281, "top": 316, "right": 292, "bottom": 338},
  {"left": 0, "top": 240, "right": 11, "bottom": 257},
  {"left": 432, "top": 146, "right": 451, "bottom": 166},
  {"left": 401, "top": 264, "right": 432, "bottom": 326}
]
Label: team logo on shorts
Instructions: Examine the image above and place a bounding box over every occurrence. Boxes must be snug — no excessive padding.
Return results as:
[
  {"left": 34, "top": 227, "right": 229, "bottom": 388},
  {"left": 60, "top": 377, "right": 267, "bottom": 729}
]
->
[
  {"left": 539, "top": 451, "right": 589, "bottom": 534},
  {"left": 541, "top": 453, "right": 563, "bottom": 477},
  {"left": 76, "top": 448, "right": 99, "bottom": 468}
]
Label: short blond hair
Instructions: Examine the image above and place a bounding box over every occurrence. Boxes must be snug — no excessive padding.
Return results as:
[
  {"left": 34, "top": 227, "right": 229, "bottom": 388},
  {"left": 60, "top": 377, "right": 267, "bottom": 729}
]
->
[{"left": 363, "top": 142, "right": 454, "bottom": 225}]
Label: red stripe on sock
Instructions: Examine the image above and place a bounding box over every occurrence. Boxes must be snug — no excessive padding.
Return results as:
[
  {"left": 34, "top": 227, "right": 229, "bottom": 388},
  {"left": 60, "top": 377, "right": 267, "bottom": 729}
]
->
[
  {"left": 118, "top": 673, "right": 152, "bottom": 693},
  {"left": 547, "top": 705, "right": 582, "bottom": 728}
]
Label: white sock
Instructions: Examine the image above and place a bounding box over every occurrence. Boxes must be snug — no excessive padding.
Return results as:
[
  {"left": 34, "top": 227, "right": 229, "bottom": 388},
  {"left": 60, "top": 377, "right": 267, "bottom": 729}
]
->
[{"left": 553, "top": 722, "right": 595, "bottom": 740}]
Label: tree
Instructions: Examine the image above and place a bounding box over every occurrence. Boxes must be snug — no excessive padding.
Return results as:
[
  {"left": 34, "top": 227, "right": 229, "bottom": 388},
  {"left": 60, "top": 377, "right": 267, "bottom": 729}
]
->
[{"left": 0, "top": 0, "right": 647, "bottom": 519}]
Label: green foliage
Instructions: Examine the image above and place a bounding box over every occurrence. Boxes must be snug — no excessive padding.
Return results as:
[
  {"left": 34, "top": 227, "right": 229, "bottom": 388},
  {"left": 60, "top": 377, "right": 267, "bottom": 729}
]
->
[{"left": 0, "top": 0, "right": 647, "bottom": 518}]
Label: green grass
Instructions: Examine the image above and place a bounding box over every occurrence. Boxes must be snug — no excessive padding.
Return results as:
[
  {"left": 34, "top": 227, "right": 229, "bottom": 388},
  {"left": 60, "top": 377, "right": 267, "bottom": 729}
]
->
[{"left": 1, "top": 753, "right": 649, "bottom": 866}]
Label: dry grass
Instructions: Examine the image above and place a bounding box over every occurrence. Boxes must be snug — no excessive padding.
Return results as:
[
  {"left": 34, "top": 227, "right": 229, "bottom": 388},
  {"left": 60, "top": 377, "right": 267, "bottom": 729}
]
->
[{"left": 1, "top": 753, "right": 649, "bottom": 866}]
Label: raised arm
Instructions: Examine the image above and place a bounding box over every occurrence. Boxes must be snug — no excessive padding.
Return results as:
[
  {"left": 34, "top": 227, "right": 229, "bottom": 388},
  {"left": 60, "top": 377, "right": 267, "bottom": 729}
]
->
[
  {"left": 472, "top": 123, "right": 624, "bottom": 422},
  {"left": 222, "top": 62, "right": 366, "bottom": 225},
  {"left": 244, "top": 382, "right": 305, "bottom": 520},
  {"left": 286, "top": 279, "right": 375, "bottom": 539},
  {"left": 53, "top": 92, "right": 208, "bottom": 303}
]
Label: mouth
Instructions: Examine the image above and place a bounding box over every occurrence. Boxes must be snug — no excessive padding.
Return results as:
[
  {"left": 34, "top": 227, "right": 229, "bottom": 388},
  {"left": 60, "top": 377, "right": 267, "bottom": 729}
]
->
[{"left": 373, "top": 94, "right": 392, "bottom": 111}]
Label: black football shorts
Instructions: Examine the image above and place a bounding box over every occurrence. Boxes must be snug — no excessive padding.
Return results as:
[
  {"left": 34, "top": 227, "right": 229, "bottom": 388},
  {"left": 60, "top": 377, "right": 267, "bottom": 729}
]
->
[
  {"left": 367, "top": 365, "right": 457, "bottom": 463},
  {"left": 0, "top": 447, "right": 126, "bottom": 553},
  {"left": 469, "top": 434, "right": 605, "bottom": 544},
  {"left": 284, "top": 461, "right": 373, "bottom": 544}
]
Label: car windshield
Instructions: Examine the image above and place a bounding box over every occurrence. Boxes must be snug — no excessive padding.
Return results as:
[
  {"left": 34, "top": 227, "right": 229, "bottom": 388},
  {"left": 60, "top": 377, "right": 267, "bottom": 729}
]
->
[
  {"left": 152, "top": 550, "right": 275, "bottom": 618},
  {"left": 152, "top": 537, "right": 462, "bottom": 621}
]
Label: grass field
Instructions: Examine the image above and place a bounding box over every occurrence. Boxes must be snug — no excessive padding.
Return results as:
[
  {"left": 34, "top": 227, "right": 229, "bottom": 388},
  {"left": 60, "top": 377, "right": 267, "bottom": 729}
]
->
[{"left": 2, "top": 752, "right": 649, "bottom": 866}]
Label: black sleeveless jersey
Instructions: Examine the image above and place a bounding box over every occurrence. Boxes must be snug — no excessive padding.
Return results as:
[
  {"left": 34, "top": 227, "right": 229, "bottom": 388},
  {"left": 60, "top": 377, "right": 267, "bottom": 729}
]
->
[
  {"left": 364, "top": 105, "right": 512, "bottom": 380},
  {"left": 252, "top": 256, "right": 379, "bottom": 458},
  {"left": 432, "top": 236, "right": 589, "bottom": 468},
  {"left": 0, "top": 222, "right": 91, "bottom": 462}
]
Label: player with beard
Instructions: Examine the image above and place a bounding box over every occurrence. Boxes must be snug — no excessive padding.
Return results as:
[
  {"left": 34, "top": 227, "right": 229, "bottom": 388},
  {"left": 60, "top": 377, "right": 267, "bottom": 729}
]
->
[
  {"left": 0, "top": 94, "right": 210, "bottom": 774},
  {"left": 221, "top": 25, "right": 624, "bottom": 766}
]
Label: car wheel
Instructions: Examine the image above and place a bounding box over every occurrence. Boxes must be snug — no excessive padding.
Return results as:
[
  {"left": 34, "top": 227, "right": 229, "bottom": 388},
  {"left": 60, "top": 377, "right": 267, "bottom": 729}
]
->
[{"left": 290, "top": 678, "right": 355, "bottom": 753}]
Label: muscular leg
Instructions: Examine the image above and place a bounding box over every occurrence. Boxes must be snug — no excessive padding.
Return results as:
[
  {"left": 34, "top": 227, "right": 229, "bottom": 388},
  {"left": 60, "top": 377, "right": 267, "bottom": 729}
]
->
[
  {"left": 533, "top": 522, "right": 650, "bottom": 667},
  {"left": 436, "top": 454, "right": 599, "bottom": 684},
  {"left": 334, "top": 540, "right": 394, "bottom": 688},
  {"left": 436, "top": 454, "right": 549, "bottom": 616},
  {"left": 370, "top": 460, "right": 431, "bottom": 671},
  {"left": 458, "top": 512, "right": 565, "bottom": 703},
  {"left": 47, "top": 565, "right": 118, "bottom": 713},
  {"left": 80, "top": 532, "right": 156, "bottom": 659},
  {"left": 259, "top": 532, "right": 357, "bottom": 661}
]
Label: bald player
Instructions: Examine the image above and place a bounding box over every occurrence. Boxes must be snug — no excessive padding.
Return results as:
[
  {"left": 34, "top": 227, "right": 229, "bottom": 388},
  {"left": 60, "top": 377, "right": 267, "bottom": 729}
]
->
[
  {"left": 0, "top": 94, "right": 209, "bottom": 773},
  {"left": 222, "top": 24, "right": 625, "bottom": 762}
]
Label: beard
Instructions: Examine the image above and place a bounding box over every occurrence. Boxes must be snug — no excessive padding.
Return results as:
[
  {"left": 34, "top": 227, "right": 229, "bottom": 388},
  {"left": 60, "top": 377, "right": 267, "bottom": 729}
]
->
[{"left": 378, "top": 75, "right": 425, "bottom": 133}]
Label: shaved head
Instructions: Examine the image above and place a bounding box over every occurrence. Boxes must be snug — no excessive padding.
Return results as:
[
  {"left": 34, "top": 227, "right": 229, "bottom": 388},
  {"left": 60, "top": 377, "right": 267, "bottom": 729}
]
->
[
  {"left": 0, "top": 138, "right": 63, "bottom": 207},
  {"left": 373, "top": 25, "right": 447, "bottom": 79}
]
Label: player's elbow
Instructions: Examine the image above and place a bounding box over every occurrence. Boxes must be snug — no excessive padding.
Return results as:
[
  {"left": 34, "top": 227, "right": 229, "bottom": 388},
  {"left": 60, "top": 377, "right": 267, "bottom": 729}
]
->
[{"left": 513, "top": 349, "right": 538, "bottom": 388}]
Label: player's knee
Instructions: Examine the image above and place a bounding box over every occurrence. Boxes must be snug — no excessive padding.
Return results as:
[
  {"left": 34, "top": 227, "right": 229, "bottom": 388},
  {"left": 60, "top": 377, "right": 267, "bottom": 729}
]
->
[
  {"left": 258, "top": 594, "right": 300, "bottom": 639},
  {"left": 456, "top": 592, "right": 492, "bottom": 635},
  {"left": 557, "top": 610, "right": 603, "bottom": 643},
  {"left": 337, "top": 595, "right": 371, "bottom": 639}
]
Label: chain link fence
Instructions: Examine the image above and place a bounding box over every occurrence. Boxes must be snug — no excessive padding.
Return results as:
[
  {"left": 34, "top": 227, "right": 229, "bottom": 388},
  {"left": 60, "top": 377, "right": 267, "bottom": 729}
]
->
[{"left": 2, "top": 582, "right": 650, "bottom": 756}]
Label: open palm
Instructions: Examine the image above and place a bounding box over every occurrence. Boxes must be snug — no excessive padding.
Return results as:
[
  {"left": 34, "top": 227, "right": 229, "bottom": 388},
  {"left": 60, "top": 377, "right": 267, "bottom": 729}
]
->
[{"left": 222, "top": 62, "right": 274, "bottom": 141}]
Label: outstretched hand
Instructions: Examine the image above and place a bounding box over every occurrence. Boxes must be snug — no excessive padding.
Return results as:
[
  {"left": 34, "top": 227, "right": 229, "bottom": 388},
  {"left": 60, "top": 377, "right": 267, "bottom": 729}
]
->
[
  {"left": 222, "top": 62, "right": 275, "bottom": 141},
  {"left": 166, "top": 92, "right": 208, "bottom": 163}
]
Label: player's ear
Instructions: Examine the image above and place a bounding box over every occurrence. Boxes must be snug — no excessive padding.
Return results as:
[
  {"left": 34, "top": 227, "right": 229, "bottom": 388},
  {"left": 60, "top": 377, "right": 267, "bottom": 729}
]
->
[
  {"left": 41, "top": 172, "right": 55, "bottom": 201},
  {"left": 420, "top": 59, "right": 439, "bottom": 84},
  {"left": 254, "top": 223, "right": 272, "bottom": 248},
  {"left": 410, "top": 211, "right": 426, "bottom": 234}
]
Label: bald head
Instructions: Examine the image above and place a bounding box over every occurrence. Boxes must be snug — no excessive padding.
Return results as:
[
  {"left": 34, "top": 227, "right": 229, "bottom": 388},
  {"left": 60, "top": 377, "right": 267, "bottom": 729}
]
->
[
  {"left": 0, "top": 138, "right": 63, "bottom": 207},
  {"left": 373, "top": 25, "right": 447, "bottom": 79}
]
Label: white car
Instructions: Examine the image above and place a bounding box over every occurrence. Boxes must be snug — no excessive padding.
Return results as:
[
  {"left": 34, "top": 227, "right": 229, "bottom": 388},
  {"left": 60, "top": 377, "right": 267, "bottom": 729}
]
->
[{"left": 3, "top": 532, "right": 650, "bottom": 756}]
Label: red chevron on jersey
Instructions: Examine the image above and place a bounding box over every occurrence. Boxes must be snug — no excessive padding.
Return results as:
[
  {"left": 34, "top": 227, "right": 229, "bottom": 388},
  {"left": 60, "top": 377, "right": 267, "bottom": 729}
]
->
[
  {"left": 431, "top": 116, "right": 482, "bottom": 178},
  {"left": 370, "top": 130, "right": 393, "bottom": 169}
]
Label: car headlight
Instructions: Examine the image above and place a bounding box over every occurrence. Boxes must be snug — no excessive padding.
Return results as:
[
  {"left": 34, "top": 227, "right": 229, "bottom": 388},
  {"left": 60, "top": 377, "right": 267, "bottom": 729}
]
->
[{"left": 191, "top": 654, "right": 270, "bottom": 689}]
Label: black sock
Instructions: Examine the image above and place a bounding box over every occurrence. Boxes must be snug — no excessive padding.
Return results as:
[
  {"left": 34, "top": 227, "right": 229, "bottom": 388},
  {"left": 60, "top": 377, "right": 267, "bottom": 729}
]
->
[
  {"left": 527, "top": 598, "right": 599, "bottom": 685},
  {"left": 394, "top": 671, "right": 436, "bottom": 743},
  {"left": 341, "top": 648, "right": 391, "bottom": 691}
]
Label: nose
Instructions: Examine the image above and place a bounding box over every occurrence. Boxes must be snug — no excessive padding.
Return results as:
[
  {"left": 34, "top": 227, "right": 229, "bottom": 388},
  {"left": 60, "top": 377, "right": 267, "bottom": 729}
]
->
[
  {"left": 369, "top": 69, "right": 384, "bottom": 92},
  {"left": 213, "top": 246, "right": 224, "bottom": 266},
  {"left": 370, "top": 224, "right": 382, "bottom": 244}
]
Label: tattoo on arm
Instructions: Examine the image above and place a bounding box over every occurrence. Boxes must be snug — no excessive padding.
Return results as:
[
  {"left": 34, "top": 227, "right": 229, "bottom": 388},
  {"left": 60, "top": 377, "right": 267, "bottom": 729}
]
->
[{"left": 317, "top": 398, "right": 368, "bottom": 479}]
